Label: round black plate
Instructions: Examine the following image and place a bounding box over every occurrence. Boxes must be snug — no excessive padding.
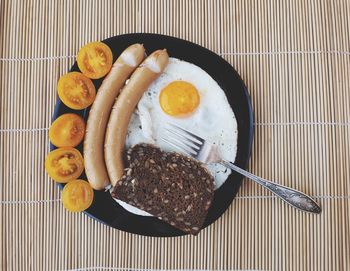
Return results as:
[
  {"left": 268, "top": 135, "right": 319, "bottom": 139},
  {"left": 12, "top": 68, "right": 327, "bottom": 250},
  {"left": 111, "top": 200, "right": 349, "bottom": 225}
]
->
[{"left": 51, "top": 33, "right": 254, "bottom": 237}]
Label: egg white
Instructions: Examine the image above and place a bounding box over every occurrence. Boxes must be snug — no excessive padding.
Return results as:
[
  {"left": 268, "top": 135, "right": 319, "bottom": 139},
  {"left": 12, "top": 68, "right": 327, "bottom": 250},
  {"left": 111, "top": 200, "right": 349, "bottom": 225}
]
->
[{"left": 116, "top": 57, "right": 238, "bottom": 216}]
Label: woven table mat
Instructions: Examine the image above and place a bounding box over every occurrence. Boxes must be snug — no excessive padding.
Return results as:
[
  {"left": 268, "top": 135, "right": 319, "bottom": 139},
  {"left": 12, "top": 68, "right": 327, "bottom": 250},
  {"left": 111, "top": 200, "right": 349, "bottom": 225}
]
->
[{"left": 1, "top": 0, "right": 349, "bottom": 270}]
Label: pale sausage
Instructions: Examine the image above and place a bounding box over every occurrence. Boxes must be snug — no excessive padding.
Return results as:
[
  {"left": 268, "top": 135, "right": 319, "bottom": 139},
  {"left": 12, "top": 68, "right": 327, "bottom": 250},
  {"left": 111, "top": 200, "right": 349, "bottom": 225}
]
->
[
  {"left": 105, "top": 49, "right": 169, "bottom": 186},
  {"left": 84, "top": 44, "right": 145, "bottom": 190}
]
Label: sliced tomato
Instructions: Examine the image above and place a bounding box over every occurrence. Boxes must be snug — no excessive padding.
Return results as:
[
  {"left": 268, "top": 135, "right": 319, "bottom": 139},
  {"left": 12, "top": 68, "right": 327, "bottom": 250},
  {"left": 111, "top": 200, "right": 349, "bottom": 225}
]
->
[
  {"left": 49, "top": 113, "right": 85, "bottom": 147},
  {"left": 61, "top": 179, "right": 94, "bottom": 212},
  {"left": 77, "top": 41, "right": 113, "bottom": 79},
  {"left": 57, "top": 72, "right": 96, "bottom": 110},
  {"left": 45, "top": 147, "right": 84, "bottom": 183}
]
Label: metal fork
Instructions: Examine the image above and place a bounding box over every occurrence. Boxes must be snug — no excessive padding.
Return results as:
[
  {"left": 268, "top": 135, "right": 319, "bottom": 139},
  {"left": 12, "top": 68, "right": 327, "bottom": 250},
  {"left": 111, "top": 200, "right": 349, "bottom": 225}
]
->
[{"left": 161, "top": 123, "right": 321, "bottom": 214}]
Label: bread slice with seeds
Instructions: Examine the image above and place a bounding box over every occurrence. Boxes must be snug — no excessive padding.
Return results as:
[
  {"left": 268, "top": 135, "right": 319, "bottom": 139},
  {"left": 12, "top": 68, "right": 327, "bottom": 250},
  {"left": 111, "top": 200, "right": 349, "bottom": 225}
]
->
[{"left": 111, "top": 143, "right": 215, "bottom": 235}]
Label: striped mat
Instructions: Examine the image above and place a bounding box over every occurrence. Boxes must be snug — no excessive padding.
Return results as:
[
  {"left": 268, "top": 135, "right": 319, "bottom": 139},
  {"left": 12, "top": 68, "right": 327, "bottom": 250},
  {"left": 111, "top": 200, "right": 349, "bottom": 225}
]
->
[{"left": 0, "top": 0, "right": 349, "bottom": 270}]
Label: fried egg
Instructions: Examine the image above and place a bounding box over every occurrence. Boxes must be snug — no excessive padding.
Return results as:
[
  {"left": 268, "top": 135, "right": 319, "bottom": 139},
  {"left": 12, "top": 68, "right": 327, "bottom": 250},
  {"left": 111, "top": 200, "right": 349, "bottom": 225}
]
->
[{"left": 117, "top": 57, "right": 238, "bottom": 216}]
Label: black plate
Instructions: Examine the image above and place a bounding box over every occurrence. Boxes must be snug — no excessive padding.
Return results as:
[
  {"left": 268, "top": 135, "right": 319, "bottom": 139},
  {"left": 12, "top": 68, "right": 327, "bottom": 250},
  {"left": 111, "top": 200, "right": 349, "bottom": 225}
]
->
[{"left": 51, "top": 33, "right": 254, "bottom": 237}]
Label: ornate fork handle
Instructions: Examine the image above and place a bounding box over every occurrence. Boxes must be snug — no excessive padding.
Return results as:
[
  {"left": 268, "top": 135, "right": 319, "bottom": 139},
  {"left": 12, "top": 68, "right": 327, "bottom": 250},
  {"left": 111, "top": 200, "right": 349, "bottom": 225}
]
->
[{"left": 220, "top": 160, "right": 321, "bottom": 214}]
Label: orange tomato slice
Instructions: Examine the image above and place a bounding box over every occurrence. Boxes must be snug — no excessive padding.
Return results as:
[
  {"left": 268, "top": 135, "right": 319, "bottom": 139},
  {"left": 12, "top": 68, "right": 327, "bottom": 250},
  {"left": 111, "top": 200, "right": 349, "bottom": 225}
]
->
[
  {"left": 45, "top": 147, "right": 84, "bottom": 183},
  {"left": 62, "top": 179, "right": 94, "bottom": 212},
  {"left": 77, "top": 42, "right": 113, "bottom": 79},
  {"left": 57, "top": 72, "right": 96, "bottom": 110},
  {"left": 49, "top": 113, "right": 85, "bottom": 147}
]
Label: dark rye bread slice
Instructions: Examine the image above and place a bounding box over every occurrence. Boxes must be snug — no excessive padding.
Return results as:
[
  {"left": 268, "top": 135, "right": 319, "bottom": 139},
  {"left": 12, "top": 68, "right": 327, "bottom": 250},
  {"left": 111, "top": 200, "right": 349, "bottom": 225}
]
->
[{"left": 111, "top": 143, "right": 215, "bottom": 235}]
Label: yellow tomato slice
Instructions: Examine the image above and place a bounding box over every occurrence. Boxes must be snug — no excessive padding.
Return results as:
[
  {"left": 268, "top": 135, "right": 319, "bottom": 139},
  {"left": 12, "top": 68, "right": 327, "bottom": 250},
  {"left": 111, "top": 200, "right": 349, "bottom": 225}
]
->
[
  {"left": 57, "top": 72, "right": 96, "bottom": 110},
  {"left": 77, "top": 42, "right": 113, "bottom": 79},
  {"left": 49, "top": 113, "right": 85, "bottom": 147},
  {"left": 62, "top": 179, "right": 94, "bottom": 212},
  {"left": 45, "top": 147, "right": 84, "bottom": 183}
]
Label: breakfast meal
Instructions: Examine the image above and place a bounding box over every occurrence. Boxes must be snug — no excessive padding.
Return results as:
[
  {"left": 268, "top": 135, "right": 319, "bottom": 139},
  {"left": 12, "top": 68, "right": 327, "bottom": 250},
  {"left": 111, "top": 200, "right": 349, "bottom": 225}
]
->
[
  {"left": 112, "top": 143, "right": 214, "bottom": 235},
  {"left": 45, "top": 39, "right": 238, "bottom": 234}
]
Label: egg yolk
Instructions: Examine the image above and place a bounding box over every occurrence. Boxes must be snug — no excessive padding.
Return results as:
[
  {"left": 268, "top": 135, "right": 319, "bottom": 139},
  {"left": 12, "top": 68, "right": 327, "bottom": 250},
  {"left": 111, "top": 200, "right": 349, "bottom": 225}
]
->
[{"left": 159, "top": 81, "right": 200, "bottom": 116}]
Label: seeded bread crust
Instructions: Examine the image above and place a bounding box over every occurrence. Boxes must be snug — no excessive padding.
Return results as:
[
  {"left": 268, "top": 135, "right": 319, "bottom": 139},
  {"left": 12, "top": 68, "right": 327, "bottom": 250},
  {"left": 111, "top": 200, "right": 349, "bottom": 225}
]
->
[{"left": 111, "top": 143, "right": 215, "bottom": 235}]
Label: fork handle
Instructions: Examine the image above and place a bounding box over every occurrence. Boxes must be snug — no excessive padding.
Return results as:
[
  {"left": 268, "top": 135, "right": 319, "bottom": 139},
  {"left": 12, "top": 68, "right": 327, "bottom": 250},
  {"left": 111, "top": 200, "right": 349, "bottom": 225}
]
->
[{"left": 220, "top": 160, "right": 321, "bottom": 214}]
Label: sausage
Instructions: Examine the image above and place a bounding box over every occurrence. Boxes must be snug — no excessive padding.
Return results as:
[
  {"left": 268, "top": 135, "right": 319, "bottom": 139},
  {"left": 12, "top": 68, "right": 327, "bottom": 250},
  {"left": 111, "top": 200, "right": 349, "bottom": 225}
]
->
[
  {"left": 84, "top": 44, "right": 145, "bottom": 190},
  {"left": 105, "top": 49, "right": 169, "bottom": 186}
]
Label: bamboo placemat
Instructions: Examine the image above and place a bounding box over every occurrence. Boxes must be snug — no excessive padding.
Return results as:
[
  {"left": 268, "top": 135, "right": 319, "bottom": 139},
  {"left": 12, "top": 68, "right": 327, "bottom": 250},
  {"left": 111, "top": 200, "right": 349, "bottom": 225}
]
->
[{"left": 1, "top": 0, "right": 350, "bottom": 270}]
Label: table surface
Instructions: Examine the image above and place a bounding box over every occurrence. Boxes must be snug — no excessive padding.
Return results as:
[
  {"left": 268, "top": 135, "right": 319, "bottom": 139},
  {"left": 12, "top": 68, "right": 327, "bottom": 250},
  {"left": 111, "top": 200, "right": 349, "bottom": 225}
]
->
[{"left": 1, "top": 0, "right": 349, "bottom": 270}]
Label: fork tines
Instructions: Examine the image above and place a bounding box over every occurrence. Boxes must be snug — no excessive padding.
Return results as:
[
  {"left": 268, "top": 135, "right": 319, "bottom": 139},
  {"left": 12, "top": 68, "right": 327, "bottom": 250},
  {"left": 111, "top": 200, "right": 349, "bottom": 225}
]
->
[{"left": 161, "top": 123, "right": 204, "bottom": 156}]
